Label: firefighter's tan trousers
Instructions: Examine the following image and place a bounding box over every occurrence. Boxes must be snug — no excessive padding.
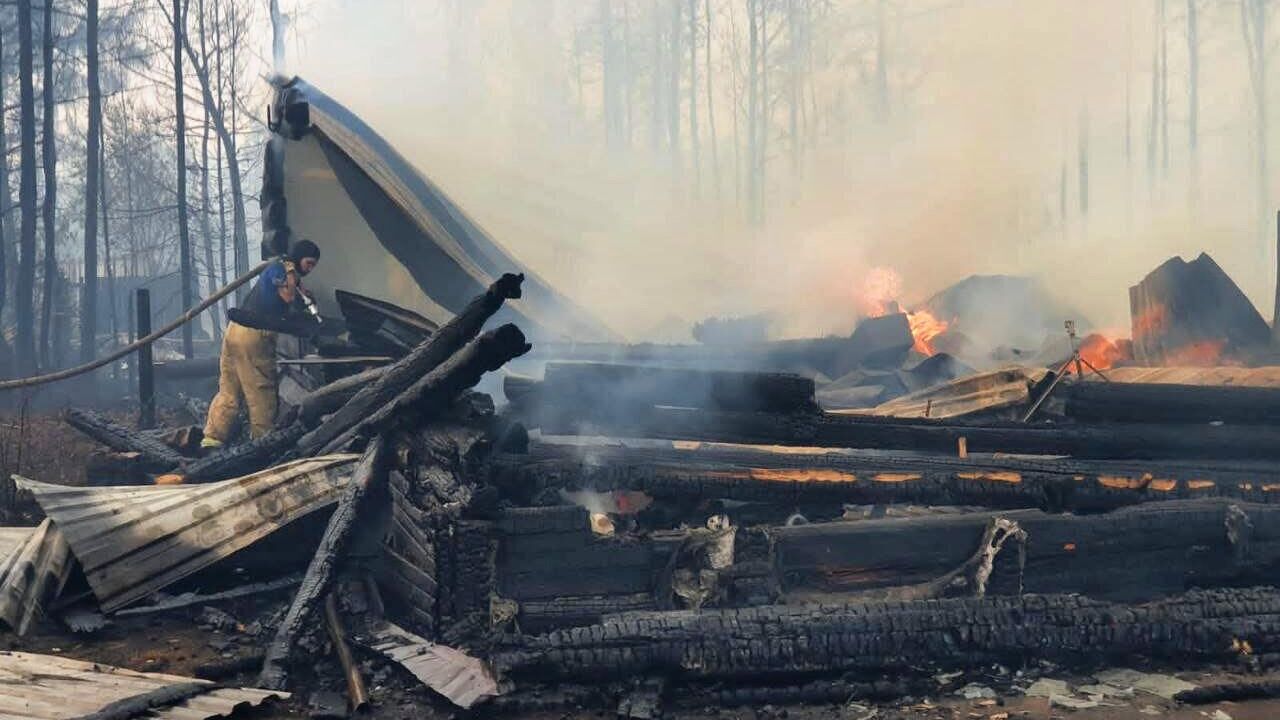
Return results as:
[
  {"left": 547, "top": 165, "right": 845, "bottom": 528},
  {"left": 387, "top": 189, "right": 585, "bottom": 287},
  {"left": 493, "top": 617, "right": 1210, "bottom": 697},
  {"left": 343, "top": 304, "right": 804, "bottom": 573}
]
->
[{"left": 203, "top": 322, "right": 278, "bottom": 443}]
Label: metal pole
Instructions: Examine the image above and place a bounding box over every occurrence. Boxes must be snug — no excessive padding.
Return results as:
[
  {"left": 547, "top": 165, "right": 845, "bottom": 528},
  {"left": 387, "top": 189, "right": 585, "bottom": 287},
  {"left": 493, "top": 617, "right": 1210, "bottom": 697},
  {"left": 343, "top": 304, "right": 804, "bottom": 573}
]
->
[{"left": 136, "top": 288, "right": 154, "bottom": 429}]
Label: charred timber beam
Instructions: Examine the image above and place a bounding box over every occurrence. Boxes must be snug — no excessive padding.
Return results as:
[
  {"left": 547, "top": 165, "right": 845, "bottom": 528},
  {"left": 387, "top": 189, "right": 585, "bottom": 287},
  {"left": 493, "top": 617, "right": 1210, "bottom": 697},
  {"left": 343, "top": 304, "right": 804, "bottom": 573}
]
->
[
  {"left": 518, "top": 593, "right": 656, "bottom": 633},
  {"left": 78, "top": 682, "right": 216, "bottom": 720},
  {"left": 317, "top": 325, "right": 531, "bottom": 454},
  {"left": 294, "top": 365, "right": 386, "bottom": 426},
  {"left": 493, "top": 587, "right": 1280, "bottom": 681},
  {"left": 65, "top": 409, "right": 182, "bottom": 471},
  {"left": 258, "top": 434, "right": 389, "bottom": 690},
  {"left": 1064, "top": 381, "right": 1280, "bottom": 424},
  {"left": 673, "top": 678, "right": 926, "bottom": 709},
  {"left": 489, "top": 443, "right": 1280, "bottom": 512},
  {"left": 523, "top": 403, "right": 1280, "bottom": 460},
  {"left": 772, "top": 499, "right": 1280, "bottom": 602},
  {"left": 178, "top": 421, "right": 307, "bottom": 484},
  {"left": 298, "top": 273, "right": 524, "bottom": 455},
  {"left": 539, "top": 363, "right": 819, "bottom": 413}
]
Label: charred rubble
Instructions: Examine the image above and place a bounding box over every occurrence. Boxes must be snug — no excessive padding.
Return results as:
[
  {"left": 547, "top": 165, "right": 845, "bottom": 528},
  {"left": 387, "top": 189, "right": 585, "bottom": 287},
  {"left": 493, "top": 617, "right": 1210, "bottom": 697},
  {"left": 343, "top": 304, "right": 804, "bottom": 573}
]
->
[{"left": 9, "top": 255, "right": 1280, "bottom": 717}]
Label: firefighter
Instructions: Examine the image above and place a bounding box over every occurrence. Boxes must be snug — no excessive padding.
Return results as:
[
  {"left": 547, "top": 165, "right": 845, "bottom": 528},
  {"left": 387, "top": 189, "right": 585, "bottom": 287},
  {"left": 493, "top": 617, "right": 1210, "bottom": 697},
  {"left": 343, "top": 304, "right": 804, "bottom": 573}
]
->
[{"left": 200, "top": 240, "right": 322, "bottom": 450}]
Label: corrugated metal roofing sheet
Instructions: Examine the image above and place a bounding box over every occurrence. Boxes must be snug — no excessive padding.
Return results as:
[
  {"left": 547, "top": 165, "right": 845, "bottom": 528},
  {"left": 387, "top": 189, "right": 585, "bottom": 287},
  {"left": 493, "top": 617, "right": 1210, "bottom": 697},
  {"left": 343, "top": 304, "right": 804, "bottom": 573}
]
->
[
  {"left": 0, "top": 527, "right": 35, "bottom": 562},
  {"left": 361, "top": 621, "right": 498, "bottom": 709},
  {"left": 0, "top": 519, "right": 73, "bottom": 635},
  {"left": 14, "top": 454, "right": 358, "bottom": 612},
  {"left": 860, "top": 367, "right": 1049, "bottom": 419},
  {"left": 1090, "top": 366, "right": 1280, "bottom": 387},
  {"left": 0, "top": 650, "right": 285, "bottom": 719}
]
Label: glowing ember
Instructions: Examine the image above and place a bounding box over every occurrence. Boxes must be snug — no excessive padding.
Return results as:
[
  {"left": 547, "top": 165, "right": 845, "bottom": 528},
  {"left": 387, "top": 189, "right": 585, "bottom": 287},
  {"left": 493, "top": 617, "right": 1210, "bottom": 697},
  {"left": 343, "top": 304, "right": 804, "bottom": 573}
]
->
[
  {"left": 1077, "top": 333, "right": 1123, "bottom": 370},
  {"left": 908, "top": 309, "right": 949, "bottom": 356}
]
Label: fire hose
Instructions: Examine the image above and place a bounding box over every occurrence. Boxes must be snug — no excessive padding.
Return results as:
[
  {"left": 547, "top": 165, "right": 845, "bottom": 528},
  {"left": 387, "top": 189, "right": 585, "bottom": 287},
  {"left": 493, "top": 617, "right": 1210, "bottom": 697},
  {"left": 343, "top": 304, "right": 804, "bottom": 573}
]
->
[{"left": 0, "top": 259, "right": 273, "bottom": 391}]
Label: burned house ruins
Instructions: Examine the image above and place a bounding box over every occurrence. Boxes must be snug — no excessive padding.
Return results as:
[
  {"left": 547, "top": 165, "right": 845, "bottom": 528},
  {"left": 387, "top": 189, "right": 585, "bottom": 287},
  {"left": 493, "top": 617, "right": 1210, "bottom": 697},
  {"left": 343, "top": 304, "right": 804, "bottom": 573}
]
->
[{"left": 4, "top": 77, "right": 1280, "bottom": 720}]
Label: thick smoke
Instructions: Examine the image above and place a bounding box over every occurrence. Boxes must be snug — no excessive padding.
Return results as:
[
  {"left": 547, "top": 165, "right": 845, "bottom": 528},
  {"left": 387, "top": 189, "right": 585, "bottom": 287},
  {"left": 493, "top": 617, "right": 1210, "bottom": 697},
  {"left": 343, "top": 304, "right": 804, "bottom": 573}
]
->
[{"left": 293, "top": 0, "right": 1277, "bottom": 343}]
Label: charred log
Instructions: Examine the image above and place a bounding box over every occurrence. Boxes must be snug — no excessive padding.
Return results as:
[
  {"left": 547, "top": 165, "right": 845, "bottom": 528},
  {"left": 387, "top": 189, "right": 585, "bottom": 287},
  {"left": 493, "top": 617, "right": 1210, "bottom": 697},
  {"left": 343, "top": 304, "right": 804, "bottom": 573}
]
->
[
  {"left": 78, "top": 682, "right": 217, "bottom": 720},
  {"left": 64, "top": 409, "right": 182, "bottom": 471},
  {"left": 179, "top": 421, "right": 307, "bottom": 484},
  {"left": 773, "top": 499, "right": 1280, "bottom": 602},
  {"left": 538, "top": 363, "right": 819, "bottom": 414},
  {"left": 519, "top": 593, "right": 656, "bottom": 633},
  {"left": 674, "top": 677, "right": 925, "bottom": 708},
  {"left": 488, "top": 442, "right": 1280, "bottom": 513},
  {"left": 294, "top": 365, "right": 386, "bottom": 426},
  {"left": 258, "top": 434, "right": 389, "bottom": 690},
  {"left": 85, "top": 451, "right": 150, "bottom": 486},
  {"left": 523, "top": 403, "right": 1280, "bottom": 460},
  {"left": 492, "top": 587, "right": 1280, "bottom": 681},
  {"left": 1175, "top": 679, "right": 1280, "bottom": 704},
  {"left": 1064, "top": 381, "right": 1280, "bottom": 424},
  {"left": 317, "top": 325, "right": 531, "bottom": 454},
  {"left": 298, "top": 272, "right": 524, "bottom": 455}
]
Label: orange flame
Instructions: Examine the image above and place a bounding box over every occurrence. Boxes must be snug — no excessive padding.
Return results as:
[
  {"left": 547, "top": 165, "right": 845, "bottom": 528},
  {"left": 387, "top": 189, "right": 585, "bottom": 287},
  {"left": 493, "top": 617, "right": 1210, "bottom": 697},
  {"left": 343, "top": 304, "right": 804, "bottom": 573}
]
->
[
  {"left": 908, "top": 309, "right": 950, "bottom": 356},
  {"left": 1077, "top": 334, "right": 1123, "bottom": 371}
]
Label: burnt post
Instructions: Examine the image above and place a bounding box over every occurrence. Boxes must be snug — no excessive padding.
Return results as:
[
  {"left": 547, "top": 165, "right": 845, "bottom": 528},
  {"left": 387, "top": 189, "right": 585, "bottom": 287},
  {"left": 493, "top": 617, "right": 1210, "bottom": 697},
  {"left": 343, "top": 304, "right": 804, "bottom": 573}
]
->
[{"left": 136, "top": 288, "right": 154, "bottom": 429}]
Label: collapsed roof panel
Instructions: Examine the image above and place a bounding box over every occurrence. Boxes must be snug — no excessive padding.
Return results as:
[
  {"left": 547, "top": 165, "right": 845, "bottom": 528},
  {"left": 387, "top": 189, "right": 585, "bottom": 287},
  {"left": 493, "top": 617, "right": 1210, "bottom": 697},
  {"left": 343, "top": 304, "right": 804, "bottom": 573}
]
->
[
  {"left": 264, "top": 77, "right": 615, "bottom": 343},
  {"left": 14, "top": 455, "right": 358, "bottom": 612},
  {"left": 0, "top": 650, "right": 285, "bottom": 719},
  {"left": 0, "top": 519, "right": 72, "bottom": 635}
]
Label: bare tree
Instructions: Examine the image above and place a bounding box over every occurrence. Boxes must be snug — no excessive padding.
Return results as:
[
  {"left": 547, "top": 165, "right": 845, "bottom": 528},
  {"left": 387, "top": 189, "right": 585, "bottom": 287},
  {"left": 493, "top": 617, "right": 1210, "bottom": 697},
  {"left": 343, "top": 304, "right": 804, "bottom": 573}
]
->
[
  {"left": 81, "top": 0, "right": 101, "bottom": 364},
  {"left": 1242, "top": 0, "right": 1271, "bottom": 263},
  {"left": 669, "top": 0, "right": 682, "bottom": 174},
  {"left": 196, "top": 0, "right": 221, "bottom": 341},
  {"left": 688, "top": 0, "right": 700, "bottom": 194},
  {"left": 1078, "top": 105, "right": 1089, "bottom": 217},
  {"left": 171, "top": 0, "right": 195, "bottom": 359},
  {"left": 39, "top": 0, "right": 57, "bottom": 369},
  {"left": 1187, "top": 0, "right": 1199, "bottom": 202},
  {"left": 704, "top": 0, "right": 721, "bottom": 204},
  {"left": 16, "top": 0, "right": 36, "bottom": 376},
  {"left": 746, "top": 0, "right": 759, "bottom": 223},
  {"left": 875, "top": 0, "right": 889, "bottom": 121},
  {"left": 214, "top": 0, "right": 228, "bottom": 306},
  {"left": 651, "top": 0, "right": 664, "bottom": 154},
  {"left": 0, "top": 24, "right": 11, "bottom": 363},
  {"left": 601, "top": 0, "right": 621, "bottom": 150},
  {"left": 1146, "top": 0, "right": 1160, "bottom": 194}
]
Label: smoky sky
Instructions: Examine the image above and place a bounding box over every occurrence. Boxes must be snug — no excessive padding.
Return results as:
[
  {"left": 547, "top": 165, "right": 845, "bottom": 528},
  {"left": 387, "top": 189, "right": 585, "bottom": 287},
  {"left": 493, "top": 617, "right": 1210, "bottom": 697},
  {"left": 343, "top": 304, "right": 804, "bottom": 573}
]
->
[{"left": 292, "top": 0, "right": 1277, "bottom": 342}]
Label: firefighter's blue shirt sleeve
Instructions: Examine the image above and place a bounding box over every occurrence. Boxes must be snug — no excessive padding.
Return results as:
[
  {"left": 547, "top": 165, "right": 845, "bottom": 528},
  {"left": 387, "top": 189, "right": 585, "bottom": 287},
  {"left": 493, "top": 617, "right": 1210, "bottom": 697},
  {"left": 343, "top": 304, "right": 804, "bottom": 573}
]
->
[{"left": 243, "top": 260, "right": 292, "bottom": 318}]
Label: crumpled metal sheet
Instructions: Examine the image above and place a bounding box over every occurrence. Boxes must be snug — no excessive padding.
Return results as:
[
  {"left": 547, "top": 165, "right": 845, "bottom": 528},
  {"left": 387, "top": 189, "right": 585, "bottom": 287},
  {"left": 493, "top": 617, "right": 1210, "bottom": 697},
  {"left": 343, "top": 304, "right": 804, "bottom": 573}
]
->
[
  {"left": 360, "top": 621, "right": 499, "bottom": 709},
  {"left": 14, "top": 454, "right": 357, "bottom": 612},
  {"left": 0, "top": 519, "right": 73, "bottom": 635}
]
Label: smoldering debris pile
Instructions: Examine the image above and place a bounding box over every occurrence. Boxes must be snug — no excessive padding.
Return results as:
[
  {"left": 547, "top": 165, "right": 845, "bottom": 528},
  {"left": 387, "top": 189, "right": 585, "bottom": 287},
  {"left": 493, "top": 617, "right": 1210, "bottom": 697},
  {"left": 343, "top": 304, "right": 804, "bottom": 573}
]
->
[{"left": 7, "top": 253, "right": 1280, "bottom": 717}]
